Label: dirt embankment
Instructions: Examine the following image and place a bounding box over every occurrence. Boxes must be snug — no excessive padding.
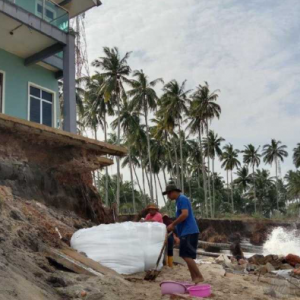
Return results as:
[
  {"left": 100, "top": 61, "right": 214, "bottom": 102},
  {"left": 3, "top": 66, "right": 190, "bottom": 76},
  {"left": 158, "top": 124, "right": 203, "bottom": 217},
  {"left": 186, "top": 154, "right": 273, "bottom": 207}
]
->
[{"left": 0, "top": 129, "right": 114, "bottom": 224}]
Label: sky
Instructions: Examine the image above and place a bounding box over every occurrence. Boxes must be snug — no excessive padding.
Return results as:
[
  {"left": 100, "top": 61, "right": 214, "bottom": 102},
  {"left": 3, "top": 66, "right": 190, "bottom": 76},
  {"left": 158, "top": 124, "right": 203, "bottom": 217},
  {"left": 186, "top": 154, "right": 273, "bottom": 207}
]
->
[{"left": 83, "top": 0, "right": 300, "bottom": 206}]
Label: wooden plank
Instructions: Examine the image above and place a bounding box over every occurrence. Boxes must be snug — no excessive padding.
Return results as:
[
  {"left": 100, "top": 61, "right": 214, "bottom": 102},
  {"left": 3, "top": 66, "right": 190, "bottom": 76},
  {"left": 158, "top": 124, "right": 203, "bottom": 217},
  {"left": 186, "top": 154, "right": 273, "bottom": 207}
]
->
[
  {"left": 61, "top": 248, "right": 119, "bottom": 277},
  {"left": 44, "top": 248, "right": 104, "bottom": 277}
]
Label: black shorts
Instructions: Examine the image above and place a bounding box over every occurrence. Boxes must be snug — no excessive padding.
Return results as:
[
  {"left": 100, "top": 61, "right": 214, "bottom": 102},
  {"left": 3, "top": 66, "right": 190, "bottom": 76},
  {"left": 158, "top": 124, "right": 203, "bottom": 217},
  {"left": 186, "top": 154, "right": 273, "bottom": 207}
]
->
[{"left": 179, "top": 233, "right": 199, "bottom": 259}]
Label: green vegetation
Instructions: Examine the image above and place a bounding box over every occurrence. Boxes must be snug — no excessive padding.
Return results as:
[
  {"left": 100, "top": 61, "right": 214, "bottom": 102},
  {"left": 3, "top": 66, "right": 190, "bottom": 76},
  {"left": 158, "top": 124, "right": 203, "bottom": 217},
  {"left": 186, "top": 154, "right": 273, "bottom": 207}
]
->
[{"left": 76, "top": 47, "right": 300, "bottom": 218}]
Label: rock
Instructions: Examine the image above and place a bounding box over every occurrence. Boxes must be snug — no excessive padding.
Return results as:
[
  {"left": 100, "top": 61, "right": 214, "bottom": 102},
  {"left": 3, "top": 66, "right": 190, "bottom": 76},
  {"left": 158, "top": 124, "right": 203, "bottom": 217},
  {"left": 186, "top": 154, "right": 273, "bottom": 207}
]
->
[
  {"left": 47, "top": 276, "right": 67, "bottom": 287},
  {"left": 256, "top": 265, "right": 268, "bottom": 275},
  {"left": 285, "top": 254, "right": 300, "bottom": 267},
  {"left": 10, "top": 209, "right": 25, "bottom": 221},
  {"left": 266, "top": 262, "right": 275, "bottom": 273},
  {"left": 281, "top": 264, "right": 294, "bottom": 270},
  {"left": 81, "top": 290, "right": 87, "bottom": 298},
  {"left": 248, "top": 254, "right": 266, "bottom": 265},
  {"left": 264, "top": 288, "right": 277, "bottom": 298}
]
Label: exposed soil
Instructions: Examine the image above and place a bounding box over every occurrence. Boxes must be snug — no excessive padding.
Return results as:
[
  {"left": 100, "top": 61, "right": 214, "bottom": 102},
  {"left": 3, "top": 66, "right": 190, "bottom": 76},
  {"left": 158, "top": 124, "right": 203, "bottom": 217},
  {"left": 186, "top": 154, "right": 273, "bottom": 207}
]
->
[
  {"left": 0, "top": 129, "right": 114, "bottom": 224},
  {"left": 1, "top": 186, "right": 299, "bottom": 300}
]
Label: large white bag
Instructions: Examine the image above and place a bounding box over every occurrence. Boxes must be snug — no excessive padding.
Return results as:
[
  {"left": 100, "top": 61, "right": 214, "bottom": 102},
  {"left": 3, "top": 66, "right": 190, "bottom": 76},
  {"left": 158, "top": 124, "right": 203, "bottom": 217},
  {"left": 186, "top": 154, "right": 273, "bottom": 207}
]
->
[{"left": 71, "top": 221, "right": 167, "bottom": 275}]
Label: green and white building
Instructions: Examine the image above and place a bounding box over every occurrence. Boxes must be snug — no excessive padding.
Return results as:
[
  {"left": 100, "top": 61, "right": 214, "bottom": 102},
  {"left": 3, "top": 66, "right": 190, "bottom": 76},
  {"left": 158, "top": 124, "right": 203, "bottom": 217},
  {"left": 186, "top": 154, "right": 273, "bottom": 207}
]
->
[{"left": 0, "top": 0, "right": 101, "bottom": 133}]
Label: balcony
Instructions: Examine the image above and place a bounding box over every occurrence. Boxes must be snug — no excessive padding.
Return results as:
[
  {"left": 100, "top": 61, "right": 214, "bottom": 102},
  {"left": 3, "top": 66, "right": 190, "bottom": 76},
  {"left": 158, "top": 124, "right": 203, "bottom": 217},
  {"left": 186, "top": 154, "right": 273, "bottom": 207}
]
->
[{"left": 6, "top": 0, "right": 69, "bottom": 32}]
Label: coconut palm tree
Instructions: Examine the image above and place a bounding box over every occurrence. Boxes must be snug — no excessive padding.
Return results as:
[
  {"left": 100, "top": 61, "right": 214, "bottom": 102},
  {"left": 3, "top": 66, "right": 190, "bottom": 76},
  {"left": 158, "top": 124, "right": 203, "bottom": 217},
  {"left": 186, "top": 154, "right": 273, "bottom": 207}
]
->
[
  {"left": 234, "top": 166, "right": 251, "bottom": 192},
  {"left": 242, "top": 144, "right": 261, "bottom": 213},
  {"left": 159, "top": 80, "right": 191, "bottom": 193},
  {"left": 83, "top": 74, "right": 115, "bottom": 205},
  {"left": 188, "top": 114, "right": 208, "bottom": 216},
  {"left": 111, "top": 99, "right": 140, "bottom": 213},
  {"left": 190, "top": 83, "right": 221, "bottom": 215},
  {"left": 262, "top": 139, "right": 288, "bottom": 210},
  {"left": 221, "top": 144, "right": 241, "bottom": 212},
  {"left": 203, "top": 130, "right": 224, "bottom": 217},
  {"left": 293, "top": 143, "right": 300, "bottom": 169},
  {"left": 92, "top": 47, "right": 132, "bottom": 212},
  {"left": 152, "top": 117, "right": 175, "bottom": 179},
  {"left": 127, "top": 70, "right": 163, "bottom": 202}
]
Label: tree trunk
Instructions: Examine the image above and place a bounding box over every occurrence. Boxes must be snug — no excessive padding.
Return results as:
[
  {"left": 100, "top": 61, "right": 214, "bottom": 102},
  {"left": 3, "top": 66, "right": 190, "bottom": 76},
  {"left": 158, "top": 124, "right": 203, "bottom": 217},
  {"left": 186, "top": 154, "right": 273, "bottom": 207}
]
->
[
  {"left": 198, "top": 128, "right": 208, "bottom": 217},
  {"left": 173, "top": 141, "right": 181, "bottom": 187},
  {"left": 133, "top": 165, "right": 144, "bottom": 199},
  {"left": 165, "top": 133, "right": 175, "bottom": 179},
  {"left": 157, "top": 174, "right": 167, "bottom": 205},
  {"left": 145, "top": 169, "right": 151, "bottom": 197},
  {"left": 212, "top": 157, "right": 215, "bottom": 218},
  {"left": 275, "top": 157, "right": 279, "bottom": 210},
  {"left": 162, "top": 168, "right": 168, "bottom": 187},
  {"left": 231, "top": 170, "right": 234, "bottom": 213},
  {"left": 104, "top": 113, "right": 109, "bottom": 206},
  {"left": 197, "top": 167, "right": 202, "bottom": 213},
  {"left": 178, "top": 121, "right": 185, "bottom": 193},
  {"left": 116, "top": 89, "right": 121, "bottom": 215},
  {"left": 128, "top": 148, "right": 136, "bottom": 213},
  {"left": 206, "top": 124, "right": 212, "bottom": 218},
  {"left": 141, "top": 164, "right": 147, "bottom": 203},
  {"left": 252, "top": 165, "right": 257, "bottom": 214},
  {"left": 226, "top": 170, "right": 230, "bottom": 203},
  {"left": 154, "top": 173, "right": 159, "bottom": 205},
  {"left": 144, "top": 103, "right": 154, "bottom": 202}
]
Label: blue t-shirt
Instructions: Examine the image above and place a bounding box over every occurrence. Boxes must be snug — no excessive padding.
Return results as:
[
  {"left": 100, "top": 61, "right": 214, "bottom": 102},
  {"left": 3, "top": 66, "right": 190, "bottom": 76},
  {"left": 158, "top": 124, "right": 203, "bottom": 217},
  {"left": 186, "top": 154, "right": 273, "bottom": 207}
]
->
[{"left": 176, "top": 194, "right": 199, "bottom": 237}]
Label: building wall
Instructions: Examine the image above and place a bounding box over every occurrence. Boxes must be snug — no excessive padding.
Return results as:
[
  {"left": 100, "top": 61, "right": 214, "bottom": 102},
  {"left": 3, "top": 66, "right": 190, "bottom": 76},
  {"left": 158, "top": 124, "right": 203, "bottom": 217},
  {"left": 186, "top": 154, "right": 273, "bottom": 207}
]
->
[{"left": 0, "top": 48, "right": 60, "bottom": 127}]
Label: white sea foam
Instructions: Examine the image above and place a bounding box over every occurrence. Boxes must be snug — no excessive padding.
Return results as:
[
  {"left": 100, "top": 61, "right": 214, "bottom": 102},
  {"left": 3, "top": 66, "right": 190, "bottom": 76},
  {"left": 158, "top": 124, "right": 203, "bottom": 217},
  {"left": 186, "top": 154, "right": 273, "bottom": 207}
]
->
[{"left": 263, "top": 227, "right": 300, "bottom": 256}]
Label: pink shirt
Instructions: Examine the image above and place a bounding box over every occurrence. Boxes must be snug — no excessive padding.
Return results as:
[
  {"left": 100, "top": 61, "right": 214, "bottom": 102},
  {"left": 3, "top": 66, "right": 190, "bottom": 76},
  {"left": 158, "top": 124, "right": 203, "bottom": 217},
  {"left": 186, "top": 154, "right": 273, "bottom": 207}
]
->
[{"left": 145, "top": 212, "right": 163, "bottom": 223}]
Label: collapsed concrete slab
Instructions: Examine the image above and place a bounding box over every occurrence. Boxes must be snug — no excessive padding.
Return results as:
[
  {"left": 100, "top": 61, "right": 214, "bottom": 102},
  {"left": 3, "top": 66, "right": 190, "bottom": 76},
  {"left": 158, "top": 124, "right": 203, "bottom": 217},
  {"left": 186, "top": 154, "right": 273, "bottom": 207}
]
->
[{"left": 0, "top": 113, "right": 127, "bottom": 223}]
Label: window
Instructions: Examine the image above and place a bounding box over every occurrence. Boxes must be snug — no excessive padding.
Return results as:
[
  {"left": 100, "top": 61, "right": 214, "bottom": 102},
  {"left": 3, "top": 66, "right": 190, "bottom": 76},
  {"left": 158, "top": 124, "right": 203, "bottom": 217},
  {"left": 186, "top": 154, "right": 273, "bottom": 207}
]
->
[
  {"left": 0, "top": 72, "right": 3, "bottom": 113},
  {"left": 36, "top": 2, "right": 55, "bottom": 22},
  {"left": 29, "top": 85, "right": 54, "bottom": 127}
]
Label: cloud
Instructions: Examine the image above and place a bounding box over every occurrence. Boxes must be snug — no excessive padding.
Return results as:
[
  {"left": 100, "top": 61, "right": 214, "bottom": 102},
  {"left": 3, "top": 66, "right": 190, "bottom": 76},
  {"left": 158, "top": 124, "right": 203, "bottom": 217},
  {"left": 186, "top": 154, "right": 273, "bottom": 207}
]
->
[{"left": 84, "top": 0, "right": 300, "bottom": 205}]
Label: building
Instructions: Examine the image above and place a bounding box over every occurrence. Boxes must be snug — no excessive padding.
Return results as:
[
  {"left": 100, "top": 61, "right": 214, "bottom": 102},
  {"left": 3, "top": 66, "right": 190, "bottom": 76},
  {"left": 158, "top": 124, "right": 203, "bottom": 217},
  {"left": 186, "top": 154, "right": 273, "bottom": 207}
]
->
[{"left": 0, "top": 0, "right": 101, "bottom": 133}]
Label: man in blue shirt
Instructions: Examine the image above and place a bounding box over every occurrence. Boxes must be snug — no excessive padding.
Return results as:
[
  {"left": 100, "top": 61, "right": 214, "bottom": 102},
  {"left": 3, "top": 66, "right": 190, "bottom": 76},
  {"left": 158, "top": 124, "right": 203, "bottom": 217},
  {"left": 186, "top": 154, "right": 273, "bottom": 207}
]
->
[{"left": 163, "top": 183, "right": 204, "bottom": 283}]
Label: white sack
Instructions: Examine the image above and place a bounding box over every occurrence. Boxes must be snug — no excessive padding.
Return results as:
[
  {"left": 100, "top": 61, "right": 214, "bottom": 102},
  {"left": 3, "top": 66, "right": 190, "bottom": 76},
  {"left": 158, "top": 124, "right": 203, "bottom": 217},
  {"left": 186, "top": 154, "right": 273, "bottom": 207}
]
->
[{"left": 71, "top": 221, "right": 166, "bottom": 275}]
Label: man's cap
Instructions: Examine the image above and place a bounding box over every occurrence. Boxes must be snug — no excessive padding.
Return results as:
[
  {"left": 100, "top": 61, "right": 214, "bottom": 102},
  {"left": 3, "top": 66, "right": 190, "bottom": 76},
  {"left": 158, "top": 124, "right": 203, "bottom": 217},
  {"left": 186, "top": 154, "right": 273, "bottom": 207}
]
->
[
  {"left": 162, "top": 183, "right": 182, "bottom": 196},
  {"left": 147, "top": 203, "right": 159, "bottom": 210}
]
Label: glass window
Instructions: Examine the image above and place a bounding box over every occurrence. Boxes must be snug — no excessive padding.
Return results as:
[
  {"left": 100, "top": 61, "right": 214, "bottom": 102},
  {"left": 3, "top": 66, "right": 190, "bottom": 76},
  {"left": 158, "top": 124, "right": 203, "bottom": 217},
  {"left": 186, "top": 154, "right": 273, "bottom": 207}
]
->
[
  {"left": 29, "top": 85, "right": 54, "bottom": 127},
  {"left": 42, "top": 102, "right": 52, "bottom": 127},
  {"left": 42, "top": 91, "right": 53, "bottom": 102},
  {"left": 30, "top": 97, "right": 41, "bottom": 124},
  {"left": 30, "top": 86, "right": 40, "bottom": 98}
]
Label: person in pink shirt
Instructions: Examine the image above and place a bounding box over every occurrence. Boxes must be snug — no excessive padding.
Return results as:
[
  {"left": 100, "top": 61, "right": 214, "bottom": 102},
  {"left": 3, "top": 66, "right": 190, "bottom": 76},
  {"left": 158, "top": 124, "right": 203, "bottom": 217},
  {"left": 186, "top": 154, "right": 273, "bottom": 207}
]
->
[{"left": 143, "top": 203, "right": 163, "bottom": 223}]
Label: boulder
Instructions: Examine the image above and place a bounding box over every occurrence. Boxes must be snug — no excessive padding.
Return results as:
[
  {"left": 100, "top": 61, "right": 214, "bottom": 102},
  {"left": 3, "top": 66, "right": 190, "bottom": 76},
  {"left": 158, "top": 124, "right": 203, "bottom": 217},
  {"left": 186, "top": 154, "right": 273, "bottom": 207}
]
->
[{"left": 286, "top": 254, "right": 300, "bottom": 267}]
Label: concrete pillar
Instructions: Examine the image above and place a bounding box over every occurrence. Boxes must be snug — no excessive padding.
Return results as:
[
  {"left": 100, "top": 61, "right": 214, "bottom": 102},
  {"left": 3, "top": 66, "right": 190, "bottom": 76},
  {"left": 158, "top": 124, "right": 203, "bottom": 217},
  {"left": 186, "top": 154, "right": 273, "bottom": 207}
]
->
[{"left": 63, "top": 33, "right": 76, "bottom": 133}]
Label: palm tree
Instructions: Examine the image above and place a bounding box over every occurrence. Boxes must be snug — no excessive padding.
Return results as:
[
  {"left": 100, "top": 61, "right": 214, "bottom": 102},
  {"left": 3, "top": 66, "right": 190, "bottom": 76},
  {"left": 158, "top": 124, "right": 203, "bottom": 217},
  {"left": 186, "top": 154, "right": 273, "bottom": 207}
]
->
[
  {"left": 111, "top": 99, "right": 140, "bottom": 213},
  {"left": 188, "top": 114, "right": 208, "bottom": 216},
  {"left": 83, "top": 74, "right": 115, "bottom": 205},
  {"left": 262, "top": 139, "right": 288, "bottom": 210},
  {"left": 242, "top": 144, "right": 261, "bottom": 213},
  {"left": 221, "top": 143, "right": 241, "bottom": 212},
  {"left": 234, "top": 166, "right": 251, "bottom": 192},
  {"left": 159, "top": 80, "right": 191, "bottom": 193},
  {"left": 190, "top": 82, "right": 221, "bottom": 216},
  {"left": 152, "top": 117, "right": 176, "bottom": 179},
  {"left": 293, "top": 143, "right": 300, "bottom": 169},
  {"left": 203, "top": 130, "right": 224, "bottom": 217},
  {"left": 92, "top": 47, "right": 132, "bottom": 212},
  {"left": 127, "top": 70, "right": 163, "bottom": 202}
]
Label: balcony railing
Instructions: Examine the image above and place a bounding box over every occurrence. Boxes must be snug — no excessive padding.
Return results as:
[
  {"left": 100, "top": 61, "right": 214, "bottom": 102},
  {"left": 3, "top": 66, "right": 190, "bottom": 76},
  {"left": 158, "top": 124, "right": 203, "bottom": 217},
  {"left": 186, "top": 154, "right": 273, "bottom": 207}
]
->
[{"left": 7, "top": 0, "right": 69, "bottom": 33}]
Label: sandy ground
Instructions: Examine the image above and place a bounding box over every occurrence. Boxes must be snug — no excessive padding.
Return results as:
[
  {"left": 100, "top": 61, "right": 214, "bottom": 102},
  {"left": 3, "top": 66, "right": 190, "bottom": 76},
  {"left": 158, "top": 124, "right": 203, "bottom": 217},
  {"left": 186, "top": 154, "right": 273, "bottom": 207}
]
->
[{"left": 1, "top": 186, "right": 300, "bottom": 300}]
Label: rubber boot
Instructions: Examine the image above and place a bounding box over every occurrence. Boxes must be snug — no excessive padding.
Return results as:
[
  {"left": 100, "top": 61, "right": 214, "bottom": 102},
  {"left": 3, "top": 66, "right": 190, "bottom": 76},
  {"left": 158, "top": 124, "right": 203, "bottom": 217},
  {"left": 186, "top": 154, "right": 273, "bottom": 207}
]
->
[{"left": 168, "top": 256, "right": 173, "bottom": 268}]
